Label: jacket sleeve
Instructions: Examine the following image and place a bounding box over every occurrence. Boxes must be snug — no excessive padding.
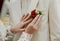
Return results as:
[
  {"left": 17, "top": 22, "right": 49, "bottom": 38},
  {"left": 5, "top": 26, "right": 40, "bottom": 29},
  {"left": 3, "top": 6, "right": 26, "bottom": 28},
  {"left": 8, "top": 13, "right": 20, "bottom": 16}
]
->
[
  {"left": 17, "top": 32, "right": 32, "bottom": 41},
  {"left": 0, "top": 32, "right": 3, "bottom": 41},
  {"left": 5, "top": 26, "right": 15, "bottom": 41},
  {"left": 5, "top": 30, "right": 14, "bottom": 41},
  {"left": 0, "top": 20, "right": 7, "bottom": 41}
]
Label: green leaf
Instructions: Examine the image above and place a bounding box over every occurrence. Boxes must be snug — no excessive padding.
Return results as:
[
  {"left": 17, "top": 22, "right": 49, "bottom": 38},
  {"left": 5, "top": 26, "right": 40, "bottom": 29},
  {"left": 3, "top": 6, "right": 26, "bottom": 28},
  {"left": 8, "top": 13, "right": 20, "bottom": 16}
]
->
[{"left": 36, "top": 10, "right": 42, "bottom": 15}]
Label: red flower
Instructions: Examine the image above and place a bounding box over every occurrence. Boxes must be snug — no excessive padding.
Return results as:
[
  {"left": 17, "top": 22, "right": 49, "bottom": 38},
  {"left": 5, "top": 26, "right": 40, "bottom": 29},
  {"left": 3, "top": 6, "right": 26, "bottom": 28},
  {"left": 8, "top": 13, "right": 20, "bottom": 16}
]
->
[
  {"left": 31, "top": 9, "right": 37, "bottom": 18},
  {"left": 31, "top": 9, "right": 42, "bottom": 18}
]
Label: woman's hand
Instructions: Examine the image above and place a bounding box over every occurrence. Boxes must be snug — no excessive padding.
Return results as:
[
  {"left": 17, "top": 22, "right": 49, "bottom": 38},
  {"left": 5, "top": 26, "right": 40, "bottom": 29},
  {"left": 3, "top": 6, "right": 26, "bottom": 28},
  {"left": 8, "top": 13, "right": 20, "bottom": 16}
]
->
[
  {"left": 25, "top": 15, "right": 41, "bottom": 34},
  {"left": 11, "top": 14, "right": 33, "bottom": 33}
]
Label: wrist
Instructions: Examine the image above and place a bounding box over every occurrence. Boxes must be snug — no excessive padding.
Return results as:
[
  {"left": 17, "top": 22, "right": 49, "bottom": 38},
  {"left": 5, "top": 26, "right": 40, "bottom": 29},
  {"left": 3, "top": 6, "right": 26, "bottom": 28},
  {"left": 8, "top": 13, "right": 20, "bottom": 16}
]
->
[
  {"left": 25, "top": 30, "right": 34, "bottom": 34},
  {"left": 25, "top": 27, "right": 36, "bottom": 34},
  {"left": 10, "top": 27, "right": 15, "bottom": 33}
]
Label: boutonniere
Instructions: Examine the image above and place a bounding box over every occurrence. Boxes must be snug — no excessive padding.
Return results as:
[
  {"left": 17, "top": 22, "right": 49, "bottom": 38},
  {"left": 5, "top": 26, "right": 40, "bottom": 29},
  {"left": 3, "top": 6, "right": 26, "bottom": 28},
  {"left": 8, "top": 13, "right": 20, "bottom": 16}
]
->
[{"left": 31, "top": 9, "right": 42, "bottom": 18}]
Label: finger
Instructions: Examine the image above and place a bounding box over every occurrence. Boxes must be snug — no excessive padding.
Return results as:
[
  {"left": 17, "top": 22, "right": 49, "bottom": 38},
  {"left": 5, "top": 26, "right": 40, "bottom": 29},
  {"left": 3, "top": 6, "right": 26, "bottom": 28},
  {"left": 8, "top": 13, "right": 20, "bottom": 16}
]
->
[
  {"left": 24, "top": 14, "right": 31, "bottom": 21},
  {"left": 24, "top": 18, "right": 33, "bottom": 25},
  {"left": 21, "top": 14, "right": 25, "bottom": 21},
  {"left": 31, "top": 15, "right": 39, "bottom": 24},
  {"left": 16, "top": 29, "right": 25, "bottom": 32},
  {"left": 35, "top": 16, "right": 41, "bottom": 26},
  {"left": 23, "top": 14, "right": 29, "bottom": 20}
]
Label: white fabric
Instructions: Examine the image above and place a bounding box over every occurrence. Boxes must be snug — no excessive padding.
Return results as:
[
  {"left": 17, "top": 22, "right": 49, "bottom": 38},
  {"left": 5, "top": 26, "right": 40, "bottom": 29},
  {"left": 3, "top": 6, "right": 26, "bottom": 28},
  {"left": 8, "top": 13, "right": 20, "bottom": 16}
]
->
[
  {"left": 0, "top": 20, "right": 7, "bottom": 41},
  {"left": 49, "top": 0, "right": 60, "bottom": 41},
  {"left": 18, "top": 32, "right": 32, "bottom": 41},
  {"left": 0, "top": 20, "right": 32, "bottom": 41},
  {"left": 9, "top": 0, "right": 50, "bottom": 41},
  {"left": 9, "top": 0, "right": 21, "bottom": 25},
  {"left": 3, "top": 0, "right": 60, "bottom": 41}
]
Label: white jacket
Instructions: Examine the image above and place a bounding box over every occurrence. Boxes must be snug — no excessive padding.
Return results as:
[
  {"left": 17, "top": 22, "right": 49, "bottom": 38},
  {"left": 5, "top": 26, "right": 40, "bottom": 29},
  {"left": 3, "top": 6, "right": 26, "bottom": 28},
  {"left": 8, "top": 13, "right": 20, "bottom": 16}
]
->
[{"left": 9, "top": 0, "right": 49, "bottom": 41}]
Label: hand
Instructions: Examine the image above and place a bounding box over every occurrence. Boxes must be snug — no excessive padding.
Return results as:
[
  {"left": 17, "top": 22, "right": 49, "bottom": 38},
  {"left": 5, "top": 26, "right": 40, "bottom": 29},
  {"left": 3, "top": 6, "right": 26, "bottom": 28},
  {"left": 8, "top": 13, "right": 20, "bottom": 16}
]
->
[
  {"left": 11, "top": 14, "right": 33, "bottom": 33},
  {"left": 25, "top": 15, "right": 41, "bottom": 34}
]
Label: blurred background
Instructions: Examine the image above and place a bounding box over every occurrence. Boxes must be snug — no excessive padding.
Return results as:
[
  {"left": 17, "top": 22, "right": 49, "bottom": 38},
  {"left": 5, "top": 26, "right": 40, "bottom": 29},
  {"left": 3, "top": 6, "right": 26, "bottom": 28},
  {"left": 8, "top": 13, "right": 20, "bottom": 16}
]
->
[{"left": 0, "top": 0, "right": 10, "bottom": 27}]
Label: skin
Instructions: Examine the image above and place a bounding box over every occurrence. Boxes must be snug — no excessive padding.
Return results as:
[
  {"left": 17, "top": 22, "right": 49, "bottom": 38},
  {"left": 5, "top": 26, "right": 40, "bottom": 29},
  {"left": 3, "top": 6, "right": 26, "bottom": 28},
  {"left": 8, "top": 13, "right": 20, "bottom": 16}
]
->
[
  {"left": 11, "top": 14, "right": 32, "bottom": 32},
  {"left": 25, "top": 15, "right": 41, "bottom": 34},
  {"left": 11, "top": 14, "right": 41, "bottom": 34}
]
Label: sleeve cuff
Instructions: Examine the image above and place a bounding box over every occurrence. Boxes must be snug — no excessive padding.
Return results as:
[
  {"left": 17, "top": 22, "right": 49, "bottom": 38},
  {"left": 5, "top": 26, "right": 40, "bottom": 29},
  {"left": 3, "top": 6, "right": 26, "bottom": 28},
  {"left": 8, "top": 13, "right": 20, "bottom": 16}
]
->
[
  {"left": 7, "top": 25, "right": 16, "bottom": 34},
  {"left": 18, "top": 32, "right": 33, "bottom": 41}
]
